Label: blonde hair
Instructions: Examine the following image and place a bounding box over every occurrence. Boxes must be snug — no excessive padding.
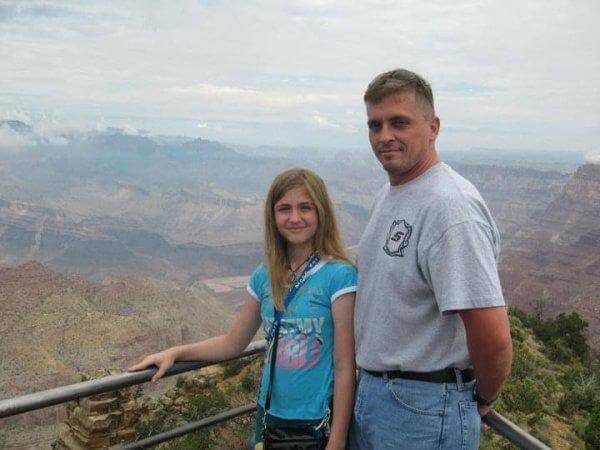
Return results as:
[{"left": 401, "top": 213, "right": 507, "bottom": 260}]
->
[{"left": 264, "top": 168, "right": 352, "bottom": 311}]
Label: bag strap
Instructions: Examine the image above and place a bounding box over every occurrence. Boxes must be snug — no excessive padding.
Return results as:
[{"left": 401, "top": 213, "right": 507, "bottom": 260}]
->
[{"left": 264, "top": 253, "right": 320, "bottom": 414}]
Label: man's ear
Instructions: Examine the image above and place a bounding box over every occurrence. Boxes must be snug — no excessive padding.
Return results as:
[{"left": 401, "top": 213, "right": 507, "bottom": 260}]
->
[{"left": 429, "top": 116, "right": 440, "bottom": 141}]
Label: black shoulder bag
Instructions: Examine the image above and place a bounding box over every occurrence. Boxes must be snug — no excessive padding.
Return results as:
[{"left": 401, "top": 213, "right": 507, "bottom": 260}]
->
[{"left": 263, "top": 254, "right": 329, "bottom": 450}]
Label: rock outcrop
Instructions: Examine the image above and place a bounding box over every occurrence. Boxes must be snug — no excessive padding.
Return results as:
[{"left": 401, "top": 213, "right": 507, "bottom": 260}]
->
[
  {"left": 54, "top": 371, "right": 141, "bottom": 449},
  {"left": 52, "top": 361, "right": 257, "bottom": 449}
]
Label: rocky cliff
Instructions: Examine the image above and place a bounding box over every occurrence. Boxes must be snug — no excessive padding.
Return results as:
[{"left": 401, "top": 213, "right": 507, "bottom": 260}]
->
[
  {"left": 450, "top": 163, "right": 570, "bottom": 240},
  {"left": 0, "top": 262, "right": 235, "bottom": 403},
  {"left": 527, "top": 163, "right": 600, "bottom": 244},
  {"left": 500, "top": 164, "right": 600, "bottom": 349}
]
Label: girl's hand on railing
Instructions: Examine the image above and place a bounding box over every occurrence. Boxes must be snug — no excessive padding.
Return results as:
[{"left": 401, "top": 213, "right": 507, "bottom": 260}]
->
[{"left": 127, "top": 348, "right": 178, "bottom": 382}]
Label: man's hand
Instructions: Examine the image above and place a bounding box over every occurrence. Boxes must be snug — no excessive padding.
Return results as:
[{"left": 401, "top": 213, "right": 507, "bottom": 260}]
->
[{"left": 478, "top": 404, "right": 491, "bottom": 430}]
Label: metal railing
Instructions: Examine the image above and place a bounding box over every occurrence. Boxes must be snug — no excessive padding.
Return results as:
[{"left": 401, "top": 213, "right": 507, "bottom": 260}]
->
[
  {"left": 121, "top": 404, "right": 257, "bottom": 449},
  {"left": 0, "top": 339, "right": 550, "bottom": 450}
]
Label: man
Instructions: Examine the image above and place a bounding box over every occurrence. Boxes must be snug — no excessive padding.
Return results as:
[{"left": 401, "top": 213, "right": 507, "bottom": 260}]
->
[{"left": 351, "top": 69, "right": 512, "bottom": 449}]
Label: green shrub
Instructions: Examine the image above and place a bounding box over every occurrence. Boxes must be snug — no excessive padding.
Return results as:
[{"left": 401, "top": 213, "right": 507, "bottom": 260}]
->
[
  {"left": 539, "top": 313, "right": 589, "bottom": 363},
  {"left": 510, "top": 341, "right": 548, "bottom": 379},
  {"left": 560, "top": 382, "right": 599, "bottom": 415},
  {"left": 136, "top": 415, "right": 177, "bottom": 441},
  {"left": 530, "top": 428, "right": 553, "bottom": 447},
  {"left": 560, "top": 364, "right": 600, "bottom": 415},
  {"left": 502, "top": 378, "right": 546, "bottom": 414},
  {"left": 585, "top": 405, "right": 600, "bottom": 449},
  {"left": 162, "top": 430, "right": 212, "bottom": 450},
  {"left": 222, "top": 356, "right": 255, "bottom": 378},
  {"left": 510, "top": 308, "right": 590, "bottom": 363},
  {"left": 510, "top": 307, "right": 541, "bottom": 331},
  {"left": 241, "top": 369, "right": 257, "bottom": 393},
  {"left": 184, "top": 386, "right": 229, "bottom": 422},
  {"left": 572, "top": 416, "right": 589, "bottom": 439}
]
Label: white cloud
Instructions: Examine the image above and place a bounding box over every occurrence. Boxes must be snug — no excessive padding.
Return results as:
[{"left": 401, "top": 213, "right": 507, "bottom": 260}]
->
[
  {"left": 585, "top": 152, "right": 600, "bottom": 164},
  {"left": 170, "top": 83, "right": 339, "bottom": 110},
  {"left": 310, "top": 114, "right": 339, "bottom": 129},
  {"left": 120, "top": 125, "right": 141, "bottom": 136},
  {"left": 0, "top": 114, "right": 78, "bottom": 149},
  {"left": 171, "top": 84, "right": 258, "bottom": 97},
  {"left": 0, "top": 126, "right": 35, "bottom": 151},
  {"left": 0, "top": 0, "right": 598, "bottom": 150},
  {"left": 32, "top": 115, "right": 81, "bottom": 138}
]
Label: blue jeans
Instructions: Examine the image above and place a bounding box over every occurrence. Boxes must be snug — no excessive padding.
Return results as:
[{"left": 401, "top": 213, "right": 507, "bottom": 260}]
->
[{"left": 349, "top": 369, "right": 481, "bottom": 450}]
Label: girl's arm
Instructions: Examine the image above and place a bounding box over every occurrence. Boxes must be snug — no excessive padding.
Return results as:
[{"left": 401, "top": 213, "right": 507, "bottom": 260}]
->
[
  {"left": 326, "top": 292, "right": 356, "bottom": 450},
  {"left": 128, "top": 292, "right": 262, "bottom": 381}
]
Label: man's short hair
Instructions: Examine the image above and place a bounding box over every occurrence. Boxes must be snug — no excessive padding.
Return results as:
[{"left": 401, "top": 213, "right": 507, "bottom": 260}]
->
[{"left": 364, "top": 69, "right": 435, "bottom": 118}]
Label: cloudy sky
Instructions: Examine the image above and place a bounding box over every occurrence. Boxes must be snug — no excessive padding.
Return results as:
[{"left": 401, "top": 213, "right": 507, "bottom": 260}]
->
[{"left": 1, "top": 0, "right": 599, "bottom": 156}]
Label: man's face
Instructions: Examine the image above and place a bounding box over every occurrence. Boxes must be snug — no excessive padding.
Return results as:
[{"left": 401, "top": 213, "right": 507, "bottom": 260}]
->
[{"left": 366, "top": 91, "right": 439, "bottom": 180}]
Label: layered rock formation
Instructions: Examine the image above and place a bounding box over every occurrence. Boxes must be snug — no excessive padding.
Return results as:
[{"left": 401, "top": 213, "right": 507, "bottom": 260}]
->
[
  {"left": 53, "top": 361, "right": 257, "bottom": 449},
  {"left": 528, "top": 163, "right": 600, "bottom": 244},
  {"left": 449, "top": 163, "right": 570, "bottom": 240},
  {"left": 0, "top": 200, "right": 264, "bottom": 282},
  {"left": 500, "top": 163, "right": 600, "bottom": 349},
  {"left": 54, "top": 371, "right": 140, "bottom": 449}
]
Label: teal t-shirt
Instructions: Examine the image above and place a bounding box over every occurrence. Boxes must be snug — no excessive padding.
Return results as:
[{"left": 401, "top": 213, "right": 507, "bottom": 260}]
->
[{"left": 247, "top": 260, "right": 357, "bottom": 420}]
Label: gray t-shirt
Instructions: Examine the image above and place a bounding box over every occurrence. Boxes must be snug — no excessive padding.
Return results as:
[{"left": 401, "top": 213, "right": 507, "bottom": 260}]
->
[{"left": 355, "top": 162, "right": 505, "bottom": 372}]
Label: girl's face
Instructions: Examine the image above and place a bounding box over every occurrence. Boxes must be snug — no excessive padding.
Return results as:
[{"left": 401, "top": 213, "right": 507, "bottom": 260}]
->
[{"left": 274, "top": 187, "right": 318, "bottom": 248}]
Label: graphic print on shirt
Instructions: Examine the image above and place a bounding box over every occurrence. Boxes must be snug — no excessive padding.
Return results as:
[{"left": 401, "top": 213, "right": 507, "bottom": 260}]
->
[
  {"left": 264, "top": 317, "right": 325, "bottom": 370},
  {"left": 383, "top": 219, "right": 413, "bottom": 257}
]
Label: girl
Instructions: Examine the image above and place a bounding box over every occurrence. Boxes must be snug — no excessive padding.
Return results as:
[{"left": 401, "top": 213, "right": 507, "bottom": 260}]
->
[{"left": 129, "top": 168, "right": 356, "bottom": 449}]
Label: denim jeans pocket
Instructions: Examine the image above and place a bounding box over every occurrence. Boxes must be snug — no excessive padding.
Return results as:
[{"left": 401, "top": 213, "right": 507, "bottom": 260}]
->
[
  {"left": 459, "top": 400, "right": 481, "bottom": 450},
  {"left": 386, "top": 378, "right": 445, "bottom": 416}
]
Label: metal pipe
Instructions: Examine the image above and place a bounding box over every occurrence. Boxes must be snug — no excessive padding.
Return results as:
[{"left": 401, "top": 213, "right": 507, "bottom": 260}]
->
[
  {"left": 120, "top": 405, "right": 551, "bottom": 450},
  {"left": 484, "top": 410, "right": 551, "bottom": 450},
  {"left": 0, "top": 340, "right": 265, "bottom": 419},
  {"left": 119, "top": 403, "right": 257, "bottom": 449}
]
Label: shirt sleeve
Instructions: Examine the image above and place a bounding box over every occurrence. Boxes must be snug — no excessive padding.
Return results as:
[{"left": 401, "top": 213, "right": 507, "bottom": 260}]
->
[
  {"left": 329, "top": 264, "right": 358, "bottom": 304},
  {"left": 420, "top": 220, "right": 505, "bottom": 314},
  {"left": 246, "top": 265, "right": 265, "bottom": 302}
]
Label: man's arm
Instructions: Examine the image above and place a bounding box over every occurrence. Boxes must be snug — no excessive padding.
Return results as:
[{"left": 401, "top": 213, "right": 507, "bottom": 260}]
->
[{"left": 458, "top": 306, "right": 512, "bottom": 416}]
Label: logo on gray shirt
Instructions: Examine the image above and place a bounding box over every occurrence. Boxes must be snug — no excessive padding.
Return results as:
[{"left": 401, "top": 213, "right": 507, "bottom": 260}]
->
[{"left": 383, "top": 219, "right": 412, "bottom": 257}]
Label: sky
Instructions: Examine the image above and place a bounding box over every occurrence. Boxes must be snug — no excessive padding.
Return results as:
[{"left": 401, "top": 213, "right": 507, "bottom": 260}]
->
[{"left": 1, "top": 0, "right": 599, "bottom": 158}]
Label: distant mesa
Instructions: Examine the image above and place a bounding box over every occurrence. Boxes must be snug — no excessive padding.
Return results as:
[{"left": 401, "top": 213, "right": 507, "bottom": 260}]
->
[
  {"left": 88, "top": 132, "right": 159, "bottom": 155},
  {"left": 182, "top": 137, "right": 225, "bottom": 150},
  {"left": 181, "top": 137, "right": 245, "bottom": 159},
  {"left": 0, "top": 197, "right": 264, "bottom": 283}
]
